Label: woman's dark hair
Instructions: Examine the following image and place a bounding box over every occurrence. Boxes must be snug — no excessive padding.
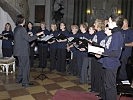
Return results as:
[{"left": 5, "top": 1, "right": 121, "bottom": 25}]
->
[
  {"left": 60, "top": 22, "right": 66, "bottom": 27},
  {"left": 27, "top": 21, "right": 33, "bottom": 28},
  {"left": 60, "top": 22, "right": 66, "bottom": 30},
  {"left": 26, "top": 21, "right": 34, "bottom": 31},
  {"left": 27, "top": 21, "right": 33, "bottom": 26},
  {"left": 16, "top": 14, "right": 25, "bottom": 25}
]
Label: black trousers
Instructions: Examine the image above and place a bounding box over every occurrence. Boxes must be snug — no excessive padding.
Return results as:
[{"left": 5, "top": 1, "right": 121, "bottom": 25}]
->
[
  {"left": 102, "top": 67, "right": 118, "bottom": 100},
  {"left": 56, "top": 48, "right": 66, "bottom": 72},
  {"left": 29, "top": 46, "right": 35, "bottom": 67},
  {"left": 2, "top": 47, "right": 13, "bottom": 57},
  {"left": 69, "top": 53, "right": 78, "bottom": 76},
  {"left": 91, "top": 57, "right": 103, "bottom": 94},
  {"left": 80, "top": 57, "right": 92, "bottom": 84},
  {"left": 76, "top": 53, "right": 84, "bottom": 77},
  {"left": 17, "top": 56, "right": 30, "bottom": 84},
  {"left": 38, "top": 44, "right": 48, "bottom": 68},
  {"left": 49, "top": 47, "right": 57, "bottom": 71},
  {"left": 118, "top": 56, "right": 129, "bottom": 80}
]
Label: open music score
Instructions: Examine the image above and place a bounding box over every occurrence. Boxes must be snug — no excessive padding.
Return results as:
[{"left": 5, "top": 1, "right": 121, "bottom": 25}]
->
[
  {"left": 39, "top": 35, "right": 54, "bottom": 41},
  {"left": 0, "top": 33, "right": 10, "bottom": 40},
  {"left": 88, "top": 45, "right": 104, "bottom": 55},
  {"left": 88, "top": 45, "right": 108, "bottom": 56},
  {"left": 38, "top": 35, "right": 54, "bottom": 41}
]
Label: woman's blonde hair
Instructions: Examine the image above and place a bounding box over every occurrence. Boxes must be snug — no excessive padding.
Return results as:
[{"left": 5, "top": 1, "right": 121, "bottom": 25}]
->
[
  {"left": 80, "top": 23, "right": 88, "bottom": 31},
  {"left": 95, "top": 19, "right": 105, "bottom": 30},
  {"left": 71, "top": 25, "right": 79, "bottom": 30}
]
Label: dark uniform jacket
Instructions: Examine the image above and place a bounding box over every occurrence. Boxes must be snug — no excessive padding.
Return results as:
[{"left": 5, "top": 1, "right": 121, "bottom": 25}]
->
[{"left": 13, "top": 25, "right": 37, "bottom": 56}]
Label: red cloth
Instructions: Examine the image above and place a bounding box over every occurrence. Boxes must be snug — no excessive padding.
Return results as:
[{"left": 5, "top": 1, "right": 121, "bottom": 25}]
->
[
  {"left": 52, "top": 90, "right": 99, "bottom": 100},
  {"left": 119, "top": 96, "right": 133, "bottom": 100}
]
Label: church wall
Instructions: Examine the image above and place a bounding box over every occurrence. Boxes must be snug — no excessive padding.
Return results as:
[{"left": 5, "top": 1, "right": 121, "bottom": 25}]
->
[
  {"left": 28, "top": 0, "right": 51, "bottom": 29},
  {"left": 0, "top": 7, "right": 15, "bottom": 57}
]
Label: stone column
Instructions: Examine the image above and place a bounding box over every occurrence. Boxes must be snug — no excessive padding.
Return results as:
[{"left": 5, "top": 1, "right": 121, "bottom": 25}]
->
[
  {"left": 45, "top": 0, "right": 52, "bottom": 30},
  {"left": 28, "top": 0, "right": 35, "bottom": 23},
  {"left": 63, "top": 0, "right": 74, "bottom": 29}
]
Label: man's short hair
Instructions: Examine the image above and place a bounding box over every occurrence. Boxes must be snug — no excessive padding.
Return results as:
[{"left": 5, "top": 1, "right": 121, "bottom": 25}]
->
[
  {"left": 110, "top": 15, "right": 124, "bottom": 28},
  {"left": 16, "top": 14, "right": 25, "bottom": 25}
]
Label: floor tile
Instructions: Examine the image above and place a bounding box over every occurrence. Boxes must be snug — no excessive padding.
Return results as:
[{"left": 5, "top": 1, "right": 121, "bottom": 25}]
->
[
  {"left": 11, "top": 95, "right": 35, "bottom": 100},
  {"left": 49, "top": 90, "right": 58, "bottom": 96},
  {"left": 79, "top": 84, "right": 89, "bottom": 91},
  {"left": 63, "top": 75, "right": 79, "bottom": 81},
  {"left": 0, "top": 80, "right": 4, "bottom": 85},
  {"left": 52, "top": 77, "right": 68, "bottom": 82},
  {"left": 44, "top": 83, "right": 62, "bottom": 91},
  {"left": 57, "top": 81, "right": 77, "bottom": 88},
  {"left": 0, "top": 85, "right": 6, "bottom": 91},
  {"left": 0, "top": 91, "right": 10, "bottom": 99},
  {"left": 0, "top": 63, "right": 89, "bottom": 100},
  {"left": 2, "top": 77, "right": 16, "bottom": 84},
  {"left": 4, "top": 84, "right": 22, "bottom": 91},
  {"left": 65, "top": 86, "right": 86, "bottom": 91},
  {"left": 30, "top": 81, "right": 40, "bottom": 86},
  {"left": 37, "top": 79, "right": 55, "bottom": 85},
  {"left": 46, "top": 73, "right": 61, "bottom": 79},
  {"left": 71, "top": 80, "right": 81, "bottom": 85},
  {"left": 32, "top": 92, "right": 52, "bottom": 100},
  {"left": 8, "top": 88, "right": 29, "bottom": 97},
  {"left": 26, "top": 86, "right": 47, "bottom": 94}
]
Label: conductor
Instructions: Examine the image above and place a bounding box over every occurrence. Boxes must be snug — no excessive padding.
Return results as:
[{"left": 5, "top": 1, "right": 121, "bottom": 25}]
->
[{"left": 14, "top": 15, "right": 43, "bottom": 87}]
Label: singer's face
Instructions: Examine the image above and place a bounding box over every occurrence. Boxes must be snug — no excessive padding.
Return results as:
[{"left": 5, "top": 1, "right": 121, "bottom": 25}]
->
[
  {"left": 60, "top": 23, "right": 65, "bottom": 30},
  {"left": 80, "top": 25, "right": 85, "bottom": 32},
  {"left": 108, "top": 17, "right": 116, "bottom": 29},
  {"left": 94, "top": 23, "right": 98, "bottom": 30},
  {"left": 5, "top": 24, "right": 10, "bottom": 30},
  {"left": 122, "top": 20, "right": 128, "bottom": 29},
  {"left": 72, "top": 27, "right": 78, "bottom": 34},
  {"left": 41, "top": 24, "right": 45, "bottom": 29},
  {"left": 28, "top": 23, "right": 33, "bottom": 29},
  {"left": 51, "top": 24, "right": 57, "bottom": 31},
  {"left": 89, "top": 27, "right": 95, "bottom": 35}
]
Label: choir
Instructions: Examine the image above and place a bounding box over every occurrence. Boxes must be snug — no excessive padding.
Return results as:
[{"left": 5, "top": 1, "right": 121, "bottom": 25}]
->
[{"left": 1, "top": 14, "right": 133, "bottom": 100}]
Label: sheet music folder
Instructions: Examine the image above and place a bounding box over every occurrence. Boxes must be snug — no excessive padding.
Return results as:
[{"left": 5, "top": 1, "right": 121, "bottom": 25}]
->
[
  {"left": 88, "top": 45, "right": 108, "bottom": 56},
  {"left": 38, "top": 35, "right": 54, "bottom": 41}
]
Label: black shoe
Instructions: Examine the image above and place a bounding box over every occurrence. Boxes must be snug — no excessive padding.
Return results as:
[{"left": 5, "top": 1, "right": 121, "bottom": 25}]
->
[
  {"left": 22, "top": 83, "right": 34, "bottom": 88},
  {"left": 16, "top": 79, "right": 22, "bottom": 84}
]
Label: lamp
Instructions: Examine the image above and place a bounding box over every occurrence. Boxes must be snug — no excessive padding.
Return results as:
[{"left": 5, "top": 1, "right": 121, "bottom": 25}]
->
[
  {"left": 86, "top": 9, "right": 91, "bottom": 14},
  {"left": 117, "top": 9, "right": 122, "bottom": 14}
]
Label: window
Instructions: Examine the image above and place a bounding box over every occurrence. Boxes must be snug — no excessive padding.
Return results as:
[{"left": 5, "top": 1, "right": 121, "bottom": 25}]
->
[{"left": 35, "top": 5, "right": 45, "bottom": 23}]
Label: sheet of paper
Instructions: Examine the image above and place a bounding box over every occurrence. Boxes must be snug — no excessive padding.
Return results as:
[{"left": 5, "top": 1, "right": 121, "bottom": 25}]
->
[
  {"left": 121, "top": 80, "right": 131, "bottom": 85},
  {"left": 88, "top": 45, "right": 104, "bottom": 55},
  {"left": 40, "top": 35, "right": 53, "bottom": 41},
  {"left": 68, "top": 37, "right": 74, "bottom": 42}
]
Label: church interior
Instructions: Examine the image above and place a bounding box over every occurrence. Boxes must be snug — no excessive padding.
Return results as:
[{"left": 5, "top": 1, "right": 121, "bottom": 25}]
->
[{"left": 0, "top": 0, "right": 133, "bottom": 100}]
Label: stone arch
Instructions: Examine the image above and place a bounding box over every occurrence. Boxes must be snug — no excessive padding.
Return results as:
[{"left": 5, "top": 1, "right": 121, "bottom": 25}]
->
[{"left": 0, "top": 0, "right": 21, "bottom": 22}]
